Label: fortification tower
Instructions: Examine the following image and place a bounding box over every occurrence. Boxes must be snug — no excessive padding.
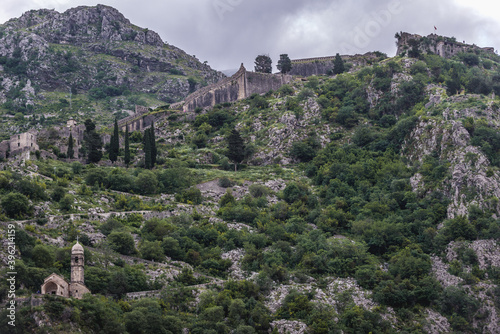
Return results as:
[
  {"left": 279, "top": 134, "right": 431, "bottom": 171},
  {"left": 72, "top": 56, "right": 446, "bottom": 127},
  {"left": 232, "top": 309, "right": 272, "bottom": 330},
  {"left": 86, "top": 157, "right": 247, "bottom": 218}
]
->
[{"left": 70, "top": 241, "right": 85, "bottom": 284}]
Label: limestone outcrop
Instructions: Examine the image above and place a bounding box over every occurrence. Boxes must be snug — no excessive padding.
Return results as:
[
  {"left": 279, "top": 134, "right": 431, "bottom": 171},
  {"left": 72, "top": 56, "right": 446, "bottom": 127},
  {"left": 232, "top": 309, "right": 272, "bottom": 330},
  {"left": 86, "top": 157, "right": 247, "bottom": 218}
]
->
[{"left": 404, "top": 99, "right": 500, "bottom": 218}]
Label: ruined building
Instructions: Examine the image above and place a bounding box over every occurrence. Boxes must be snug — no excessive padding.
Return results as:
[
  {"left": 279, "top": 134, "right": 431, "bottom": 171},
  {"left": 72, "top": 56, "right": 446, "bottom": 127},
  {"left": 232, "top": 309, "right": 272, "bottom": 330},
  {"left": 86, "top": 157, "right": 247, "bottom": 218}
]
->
[
  {"left": 0, "top": 130, "right": 39, "bottom": 159},
  {"left": 396, "top": 32, "right": 496, "bottom": 58}
]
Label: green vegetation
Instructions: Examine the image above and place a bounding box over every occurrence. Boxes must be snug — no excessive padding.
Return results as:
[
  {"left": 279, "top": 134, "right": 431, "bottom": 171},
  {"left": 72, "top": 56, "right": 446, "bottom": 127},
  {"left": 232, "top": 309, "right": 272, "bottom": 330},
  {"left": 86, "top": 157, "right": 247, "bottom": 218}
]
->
[
  {"left": 333, "top": 53, "right": 346, "bottom": 75},
  {"left": 226, "top": 129, "right": 245, "bottom": 172},
  {"left": 2, "top": 30, "right": 500, "bottom": 334},
  {"left": 254, "top": 54, "right": 272, "bottom": 74},
  {"left": 124, "top": 126, "right": 131, "bottom": 166},
  {"left": 83, "top": 119, "right": 103, "bottom": 163},
  {"left": 277, "top": 54, "right": 292, "bottom": 74},
  {"left": 109, "top": 119, "right": 120, "bottom": 163}
]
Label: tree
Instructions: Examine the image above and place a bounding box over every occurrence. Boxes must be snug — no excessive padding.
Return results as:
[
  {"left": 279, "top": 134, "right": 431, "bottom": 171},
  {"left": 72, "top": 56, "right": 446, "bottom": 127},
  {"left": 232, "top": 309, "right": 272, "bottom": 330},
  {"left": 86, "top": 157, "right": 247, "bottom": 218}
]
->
[
  {"left": 109, "top": 118, "right": 119, "bottom": 163},
  {"left": 83, "top": 119, "right": 102, "bottom": 163},
  {"left": 277, "top": 54, "right": 292, "bottom": 74},
  {"left": 2, "top": 192, "right": 30, "bottom": 218},
  {"left": 333, "top": 53, "right": 345, "bottom": 74},
  {"left": 139, "top": 240, "right": 165, "bottom": 261},
  {"left": 135, "top": 170, "right": 158, "bottom": 195},
  {"left": 59, "top": 194, "right": 73, "bottom": 212},
  {"left": 254, "top": 54, "right": 272, "bottom": 73},
  {"left": 446, "top": 65, "right": 462, "bottom": 96},
  {"left": 124, "top": 126, "right": 131, "bottom": 166},
  {"left": 150, "top": 122, "right": 157, "bottom": 166},
  {"left": 67, "top": 132, "right": 74, "bottom": 159},
  {"left": 143, "top": 128, "right": 152, "bottom": 169},
  {"left": 226, "top": 129, "right": 245, "bottom": 172},
  {"left": 108, "top": 231, "right": 136, "bottom": 255},
  {"left": 32, "top": 245, "right": 54, "bottom": 268}
]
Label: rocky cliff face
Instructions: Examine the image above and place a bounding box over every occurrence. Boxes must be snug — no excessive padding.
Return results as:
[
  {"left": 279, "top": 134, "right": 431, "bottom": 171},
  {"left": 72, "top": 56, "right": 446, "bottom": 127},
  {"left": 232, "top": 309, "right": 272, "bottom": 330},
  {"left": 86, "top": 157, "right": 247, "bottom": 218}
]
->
[
  {"left": 404, "top": 96, "right": 500, "bottom": 219},
  {"left": 0, "top": 5, "right": 224, "bottom": 107}
]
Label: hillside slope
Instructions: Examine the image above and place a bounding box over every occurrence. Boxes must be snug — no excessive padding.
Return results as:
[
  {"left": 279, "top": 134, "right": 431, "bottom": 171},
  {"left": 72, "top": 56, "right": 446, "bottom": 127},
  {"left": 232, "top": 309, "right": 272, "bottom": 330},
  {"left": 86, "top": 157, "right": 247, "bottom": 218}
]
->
[
  {"left": 0, "top": 5, "right": 223, "bottom": 132},
  {"left": 1, "top": 33, "right": 500, "bottom": 333}
]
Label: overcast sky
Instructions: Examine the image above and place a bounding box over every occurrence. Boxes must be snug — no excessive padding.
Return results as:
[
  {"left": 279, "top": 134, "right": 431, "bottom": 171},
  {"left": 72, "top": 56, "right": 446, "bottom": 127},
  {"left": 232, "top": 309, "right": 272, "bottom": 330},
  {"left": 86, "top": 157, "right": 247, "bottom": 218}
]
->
[{"left": 1, "top": 0, "right": 500, "bottom": 72}]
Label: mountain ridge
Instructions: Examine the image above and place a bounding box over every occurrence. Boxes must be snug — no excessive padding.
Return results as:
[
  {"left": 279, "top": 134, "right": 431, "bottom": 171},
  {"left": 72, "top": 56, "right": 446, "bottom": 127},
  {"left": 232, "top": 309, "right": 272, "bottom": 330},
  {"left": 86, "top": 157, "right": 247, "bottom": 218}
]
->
[{"left": 0, "top": 5, "right": 224, "bottom": 129}]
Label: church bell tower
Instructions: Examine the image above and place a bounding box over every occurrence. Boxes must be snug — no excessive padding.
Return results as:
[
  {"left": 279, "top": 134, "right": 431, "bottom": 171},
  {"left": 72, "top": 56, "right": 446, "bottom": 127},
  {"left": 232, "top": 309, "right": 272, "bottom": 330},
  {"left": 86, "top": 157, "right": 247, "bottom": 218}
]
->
[{"left": 71, "top": 241, "right": 85, "bottom": 284}]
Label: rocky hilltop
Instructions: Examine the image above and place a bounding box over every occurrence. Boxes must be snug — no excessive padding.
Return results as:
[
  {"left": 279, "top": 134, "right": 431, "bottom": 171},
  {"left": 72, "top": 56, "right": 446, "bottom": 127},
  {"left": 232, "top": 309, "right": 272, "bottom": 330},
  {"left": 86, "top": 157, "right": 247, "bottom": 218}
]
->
[{"left": 0, "top": 5, "right": 224, "bottom": 119}]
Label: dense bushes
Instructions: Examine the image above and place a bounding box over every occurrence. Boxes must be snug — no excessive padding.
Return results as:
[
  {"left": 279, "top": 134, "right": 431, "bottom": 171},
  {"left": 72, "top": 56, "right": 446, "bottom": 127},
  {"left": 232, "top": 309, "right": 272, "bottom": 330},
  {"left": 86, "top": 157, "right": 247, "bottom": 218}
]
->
[
  {"left": 89, "top": 85, "right": 129, "bottom": 99},
  {"left": 2, "top": 192, "right": 30, "bottom": 218},
  {"left": 83, "top": 166, "right": 193, "bottom": 195}
]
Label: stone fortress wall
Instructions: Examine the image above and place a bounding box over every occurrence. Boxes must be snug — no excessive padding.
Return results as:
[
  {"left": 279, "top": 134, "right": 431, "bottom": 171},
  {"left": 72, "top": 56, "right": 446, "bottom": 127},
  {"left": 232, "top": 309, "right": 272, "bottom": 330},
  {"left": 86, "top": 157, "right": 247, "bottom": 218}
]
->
[
  {"left": 182, "top": 64, "right": 292, "bottom": 112},
  {"left": 117, "top": 105, "right": 153, "bottom": 132},
  {"left": 288, "top": 52, "right": 380, "bottom": 77}
]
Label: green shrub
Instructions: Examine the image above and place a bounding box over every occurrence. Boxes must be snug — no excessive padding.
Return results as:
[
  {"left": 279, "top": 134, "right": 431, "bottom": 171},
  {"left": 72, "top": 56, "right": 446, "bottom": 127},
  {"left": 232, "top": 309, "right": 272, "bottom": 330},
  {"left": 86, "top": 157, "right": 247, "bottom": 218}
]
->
[
  {"left": 85, "top": 168, "right": 108, "bottom": 187},
  {"left": 248, "top": 184, "right": 270, "bottom": 198},
  {"left": 219, "top": 190, "right": 236, "bottom": 208},
  {"left": 2, "top": 192, "right": 30, "bottom": 218},
  {"left": 249, "top": 95, "right": 268, "bottom": 109},
  {"left": 15, "top": 179, "right": 48, "bottom": 201},
  {"left": 139, "top": 240, "right": 165, "bottom": 261},
  {"left": 51, "top": 186, "right": 66, "bottom": 202},
  {"left": 59, "top": 194, "right": 73, "bottom": 212},
  {"left": 100, "top": 218, "right": 125, "bottom": 236},
  {"left": 278, "top": 84, "right": 294, "bottom": 97},
  {"left": 135, "top": 170, "right": 158, "bottom": 195},
  {"left": 158, "top": 168, "right": 192, "bottom": 194},
  {"left": 283, "top": 183, "right": 309, "bottom": 204},
  {"left": 108, "top": 231, "right": 136, "bottom": 255},
  {"left": 336, "top": 106, "right": 357, "bottom": 128},
  {"left": 175, "top": 187, "right": 203, "bottom": 204},
  {"left": 218, "top": 177, "right": 233, "bottom": 188}
]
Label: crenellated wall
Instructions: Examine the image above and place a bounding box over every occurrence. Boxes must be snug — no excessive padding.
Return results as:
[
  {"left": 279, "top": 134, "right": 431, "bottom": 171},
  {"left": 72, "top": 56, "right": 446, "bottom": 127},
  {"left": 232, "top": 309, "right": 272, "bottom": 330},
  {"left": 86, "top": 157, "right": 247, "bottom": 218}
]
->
[
  {"left": 289, "top": 52, "right": 380, "bottom": 77},
  {"left": 182, "top": 64, "right": 292, "bottom": 112}
]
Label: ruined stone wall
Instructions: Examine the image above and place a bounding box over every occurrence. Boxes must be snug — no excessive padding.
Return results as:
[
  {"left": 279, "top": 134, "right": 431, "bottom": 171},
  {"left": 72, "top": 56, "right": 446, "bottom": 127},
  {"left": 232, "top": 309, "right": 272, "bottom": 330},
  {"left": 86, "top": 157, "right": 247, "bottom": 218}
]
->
[
  {"left": 120, "top": 112, "right": 163, "bottom": 133},
  {"left": 396, "top": 32, "right": 496, "bottom": 58},
  {"left": 9, "top": 131, "right": 39, "bottom": 156},
  {"left": 0, "top": 140, "right": 9, "bottom": 159},
  {"left": 118, "top": 105, "right": 151, "bottom": 132},
  {"left": 396, "top": 32, "right": 422, "bottom": 55},
  {"left": 125, "top": 290, "right": 161, "bottom": 300},
  {"left": 58, "top": 125, "right": 84, "bottom": 158}
]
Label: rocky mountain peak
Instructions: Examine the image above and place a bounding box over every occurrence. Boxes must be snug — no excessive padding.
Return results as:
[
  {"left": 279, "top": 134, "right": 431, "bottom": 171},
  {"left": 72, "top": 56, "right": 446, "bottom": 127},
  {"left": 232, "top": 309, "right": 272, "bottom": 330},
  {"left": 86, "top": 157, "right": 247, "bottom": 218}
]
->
[
  {"left": 0, "top": 5, "right": 224, "bottom": 116},
  {"left": 5, "top": 5, "right": 164, "bottom": 47}
]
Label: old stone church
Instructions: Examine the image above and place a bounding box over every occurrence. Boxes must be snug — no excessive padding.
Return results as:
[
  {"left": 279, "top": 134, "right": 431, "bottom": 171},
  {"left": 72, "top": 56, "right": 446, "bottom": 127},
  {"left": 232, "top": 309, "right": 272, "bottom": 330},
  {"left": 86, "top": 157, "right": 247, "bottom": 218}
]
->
[{"left": 41, "top": 241, "right": 91, "bottom": 299}]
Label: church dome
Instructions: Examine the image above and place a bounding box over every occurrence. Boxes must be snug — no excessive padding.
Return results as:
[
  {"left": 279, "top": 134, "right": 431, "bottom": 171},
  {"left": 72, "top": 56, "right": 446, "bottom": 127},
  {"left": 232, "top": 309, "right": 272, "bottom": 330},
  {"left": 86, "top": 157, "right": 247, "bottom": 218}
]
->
[{"left": 72, "top": 241, "right": 84, "bottom": 254}]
